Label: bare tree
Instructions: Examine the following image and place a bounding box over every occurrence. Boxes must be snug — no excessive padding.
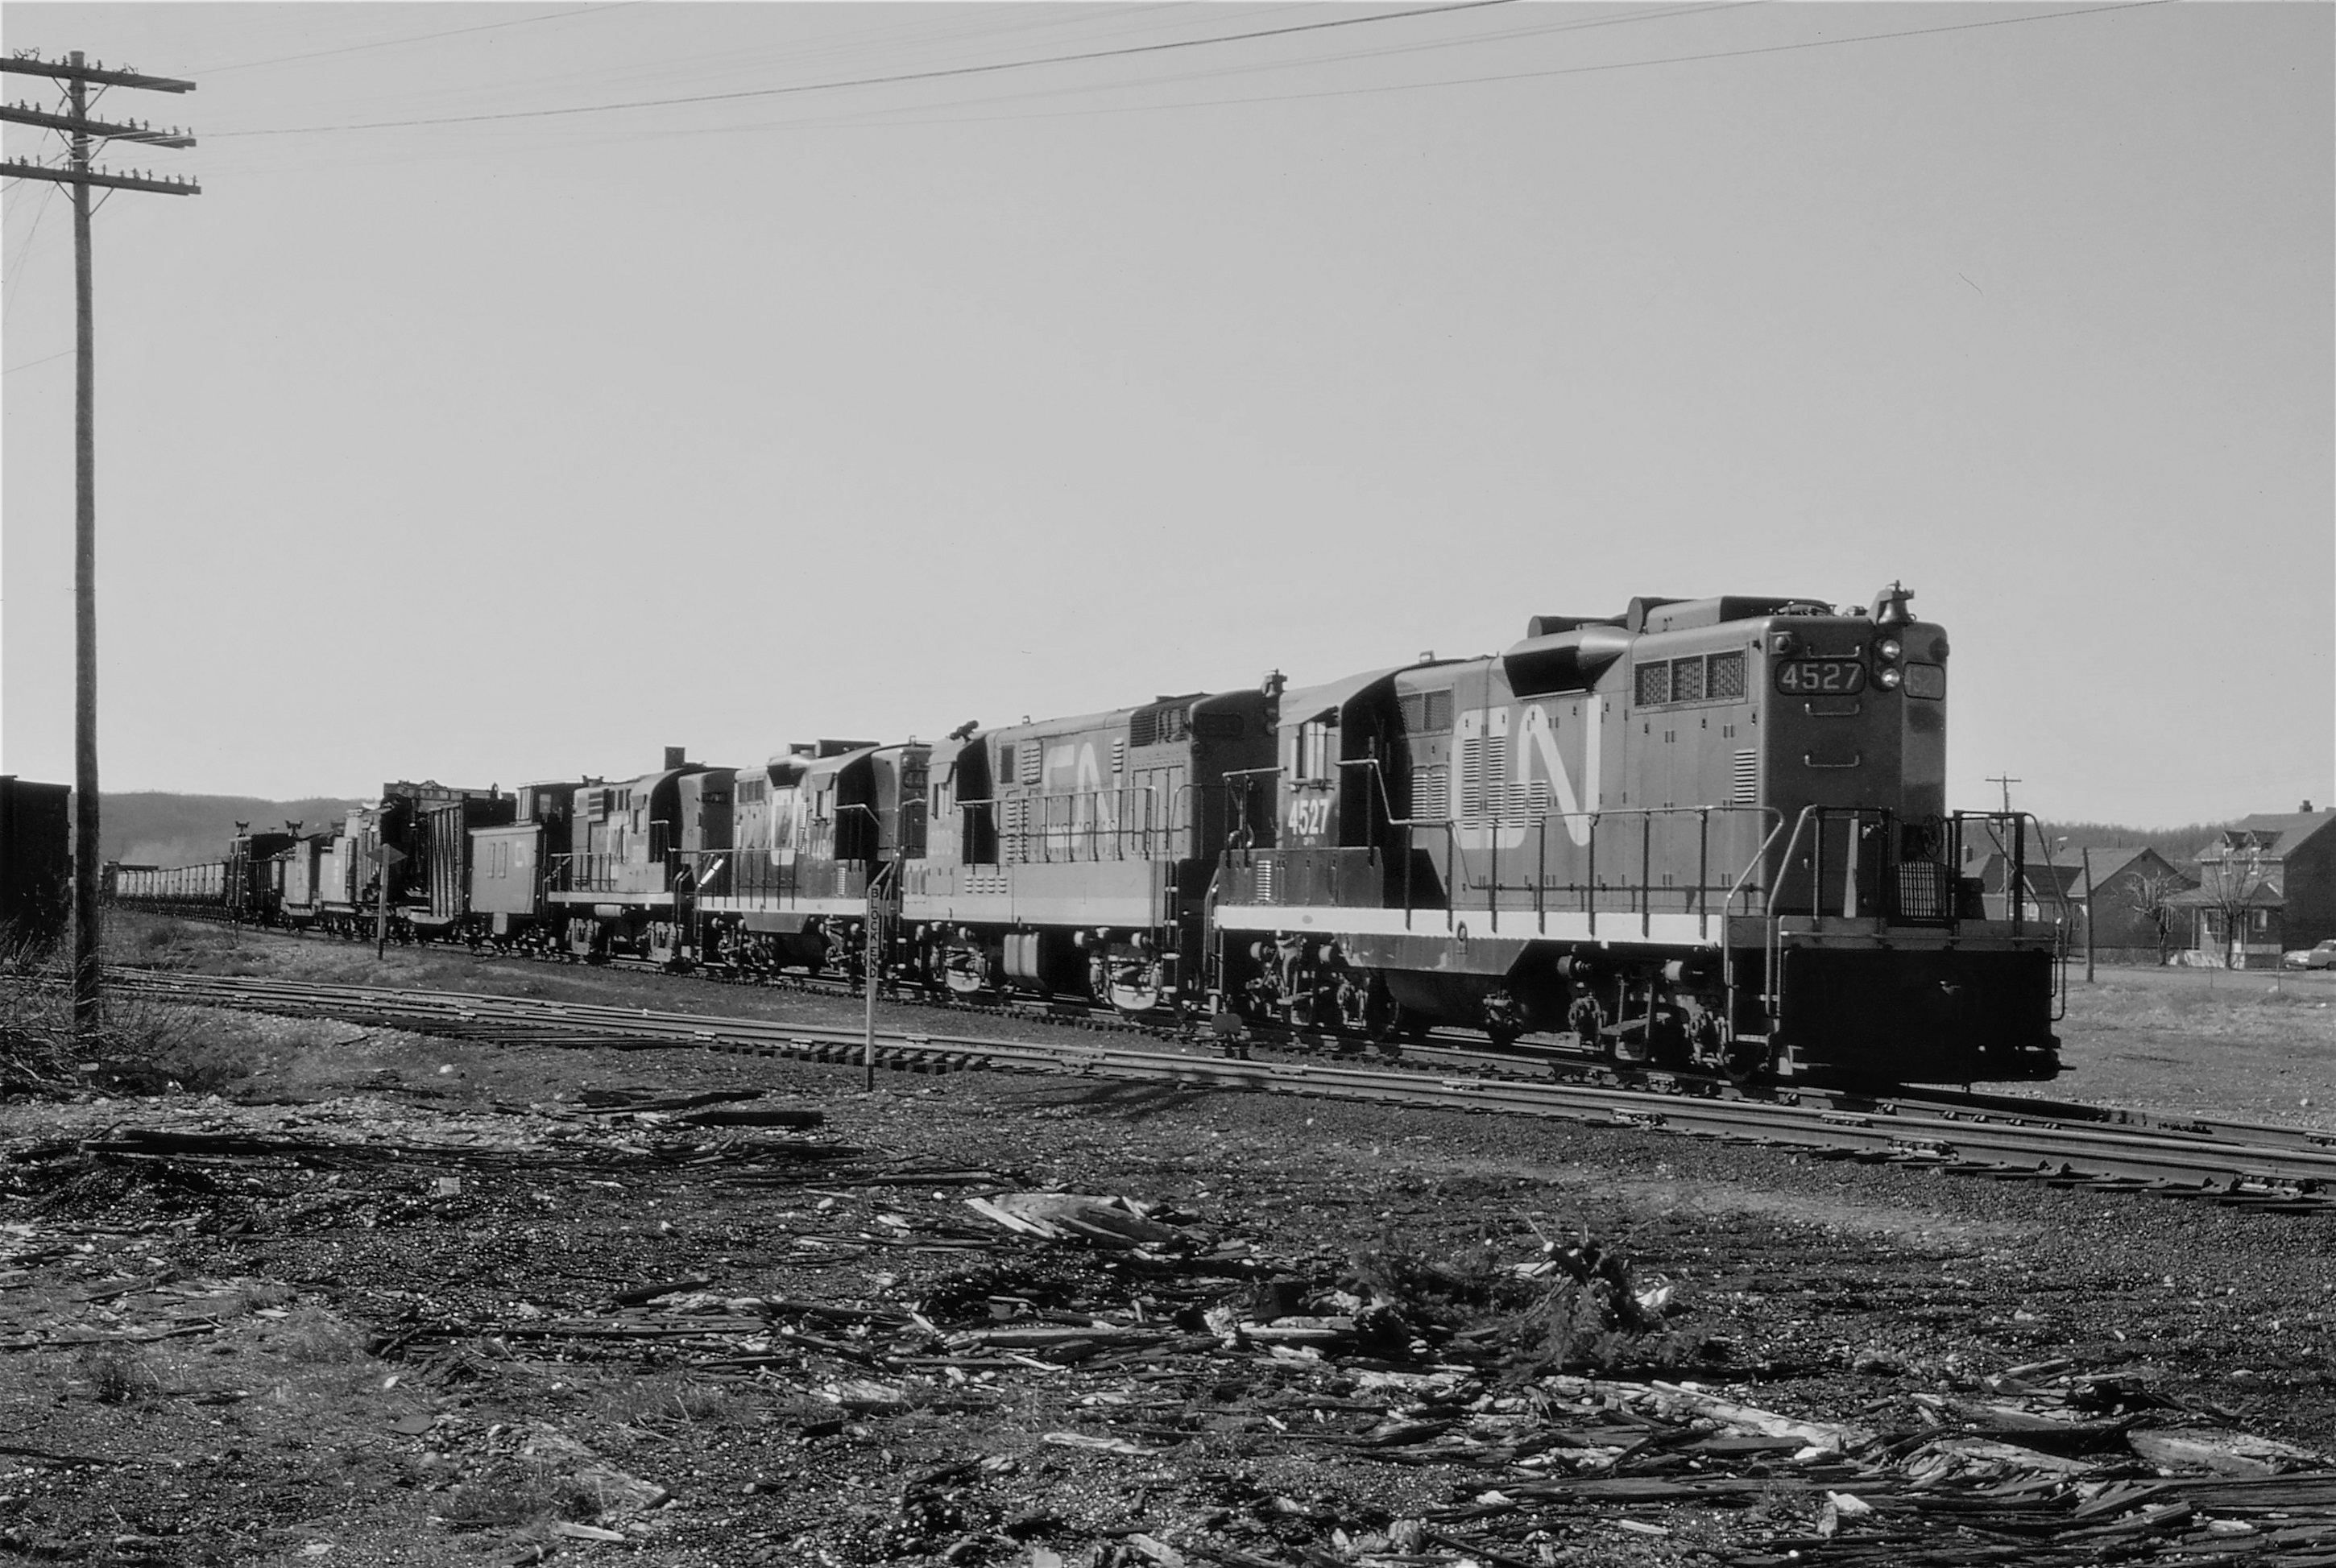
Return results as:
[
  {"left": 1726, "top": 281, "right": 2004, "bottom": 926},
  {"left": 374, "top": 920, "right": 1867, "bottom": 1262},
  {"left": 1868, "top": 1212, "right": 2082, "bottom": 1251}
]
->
[
  {"left": 2195, "top": 846, "right": 2276, "bottom": 970},
  {"left": 2121, "top": 870, "right": 2186, "bottom": 966}
]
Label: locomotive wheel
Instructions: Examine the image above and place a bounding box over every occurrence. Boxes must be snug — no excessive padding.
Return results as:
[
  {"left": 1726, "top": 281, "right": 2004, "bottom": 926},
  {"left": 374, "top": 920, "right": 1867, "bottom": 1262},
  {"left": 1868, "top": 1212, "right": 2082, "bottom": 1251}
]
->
[
  {"left": 1722, "top": 1037, "right": 1773, "bottom": 1085},
  {"left": 1605, "top": 1032, "right": 1651, "bottom": 1069},
  {"left": 1365, "top": 1002, "right": 1415, "bottom": 1059}
]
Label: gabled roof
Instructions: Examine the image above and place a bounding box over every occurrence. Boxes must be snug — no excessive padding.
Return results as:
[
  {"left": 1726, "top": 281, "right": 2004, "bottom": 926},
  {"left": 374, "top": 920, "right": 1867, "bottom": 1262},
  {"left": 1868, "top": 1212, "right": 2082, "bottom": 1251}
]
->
[
  {"left": 1972, "top": 852, "right": 2082, "bottom": 899},
  {"left": 2066, "top": 846, "right": 2192, "bottom": 897},
  {"left": 2195, "top": 811, "right": 2336, "bottom": 862}
]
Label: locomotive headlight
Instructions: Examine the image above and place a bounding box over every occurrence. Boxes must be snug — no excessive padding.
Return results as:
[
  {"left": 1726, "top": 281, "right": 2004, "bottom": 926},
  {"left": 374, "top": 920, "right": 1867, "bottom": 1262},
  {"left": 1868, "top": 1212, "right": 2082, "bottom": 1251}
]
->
[
  {"left": 1876, "top": 637, "right": 1903, "bottom": 664},
  {"left": 1877, "top": 666, "right": 1903, "bottom": 690}
]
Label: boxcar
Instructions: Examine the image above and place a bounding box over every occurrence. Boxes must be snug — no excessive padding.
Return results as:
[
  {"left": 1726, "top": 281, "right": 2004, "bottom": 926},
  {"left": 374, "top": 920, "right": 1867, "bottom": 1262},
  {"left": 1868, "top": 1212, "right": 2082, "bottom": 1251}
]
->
[{"left": 1, "top": 777, "right": 73, "bottom": 952}]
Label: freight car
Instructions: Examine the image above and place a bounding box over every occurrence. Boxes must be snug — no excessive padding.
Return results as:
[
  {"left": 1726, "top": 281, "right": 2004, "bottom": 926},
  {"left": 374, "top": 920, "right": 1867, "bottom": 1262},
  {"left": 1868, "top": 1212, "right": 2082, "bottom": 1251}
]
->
[
  {"left": 107, "top": 825, "right": 294, "bottom": 925},
  {"left": 0, "top": 776, "right": 72, "bottom": 953},
  {"left": 275, "top": 782, "right": 505, "bottom": 937}
]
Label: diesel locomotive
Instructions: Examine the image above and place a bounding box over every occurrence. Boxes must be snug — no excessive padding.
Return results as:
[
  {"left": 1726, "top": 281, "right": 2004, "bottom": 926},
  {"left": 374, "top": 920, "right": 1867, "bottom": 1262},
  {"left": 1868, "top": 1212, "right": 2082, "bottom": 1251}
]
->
[{"left": 107, "top": 584, "right": 2064, "bottom": 1085}]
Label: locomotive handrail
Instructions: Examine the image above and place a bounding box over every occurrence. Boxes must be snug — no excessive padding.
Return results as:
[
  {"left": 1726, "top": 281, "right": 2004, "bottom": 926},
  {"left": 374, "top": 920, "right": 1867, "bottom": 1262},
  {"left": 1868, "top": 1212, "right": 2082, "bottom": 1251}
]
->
[
  {"left": 1721, "top": 813, "right": 1791, "bottom": 1046},
  {"left": 1762, "top": 804, "right": 1967, "bottom": 1028},
  {"left": 1763, "top": 806, "right": 1821, "bottom": 1027},
  {"left": 1333, "top": 755, "right": 1451, "bottom": 932},
  {"left": 1317, "top": 760, "right": 1780, "bottom": 939},
  {"left": 1950, "top": 809, "right": 2069, "bottom": 1022}
]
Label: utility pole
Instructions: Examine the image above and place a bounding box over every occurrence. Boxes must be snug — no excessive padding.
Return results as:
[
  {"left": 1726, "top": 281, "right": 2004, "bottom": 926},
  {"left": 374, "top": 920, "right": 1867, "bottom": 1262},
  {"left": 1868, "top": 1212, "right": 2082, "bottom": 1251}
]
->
[
  {"left": 2, "top": 52, "right": 199, "bottom": 1035},
  {"left": 2081, "top": 846, "right": 2096, "bottom": 984},
  {"left": 1987, "top": 774, "right": 2021, "bottom": 816}
]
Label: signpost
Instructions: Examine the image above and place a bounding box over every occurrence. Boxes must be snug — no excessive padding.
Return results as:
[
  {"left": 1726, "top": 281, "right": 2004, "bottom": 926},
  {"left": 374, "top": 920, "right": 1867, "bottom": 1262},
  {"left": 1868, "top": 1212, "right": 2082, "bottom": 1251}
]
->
[
  {"left": 372, "top": 841, "right": 406, "bottom": 959},
  {"left": 863, "top": 871, "right": 894, "bottom": 1094}
]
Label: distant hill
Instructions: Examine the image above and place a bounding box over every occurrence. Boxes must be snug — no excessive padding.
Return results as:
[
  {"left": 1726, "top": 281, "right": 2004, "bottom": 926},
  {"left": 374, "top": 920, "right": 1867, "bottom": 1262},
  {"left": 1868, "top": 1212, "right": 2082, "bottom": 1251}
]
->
[{"left": 98, "top": 792, "right": 367, "bottom": 871}]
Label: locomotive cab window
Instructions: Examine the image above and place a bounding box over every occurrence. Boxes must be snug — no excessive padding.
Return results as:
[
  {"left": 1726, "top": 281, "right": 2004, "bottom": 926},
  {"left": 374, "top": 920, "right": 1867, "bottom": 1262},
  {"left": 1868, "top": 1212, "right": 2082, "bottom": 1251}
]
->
[
  {"left": 1398, "top": 688, "right": 1454, "bottom": 733},
  {"left": 1295, "top": 718, "right": 1335, "bottom": 784}
]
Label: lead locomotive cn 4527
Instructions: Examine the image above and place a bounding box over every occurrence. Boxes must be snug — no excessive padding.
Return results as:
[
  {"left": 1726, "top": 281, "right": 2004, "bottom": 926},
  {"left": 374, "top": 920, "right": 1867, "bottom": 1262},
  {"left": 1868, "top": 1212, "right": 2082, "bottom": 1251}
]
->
[{"left": 110, "top": 584, "right": 2063, "bottom": 1086}]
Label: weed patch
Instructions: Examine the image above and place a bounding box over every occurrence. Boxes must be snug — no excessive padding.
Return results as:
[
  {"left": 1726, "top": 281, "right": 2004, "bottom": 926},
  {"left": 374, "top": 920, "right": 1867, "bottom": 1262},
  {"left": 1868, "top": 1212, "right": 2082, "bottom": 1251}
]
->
[
  {"left": 438, "top": 1461, "right": 601, "bottom": 1531},
  {"left": 74, "top": 1344, "right": 164, "bottom": 1405},
  {"left": 1347, "top": 1227, "right": 1695, "bottom": 1379}
]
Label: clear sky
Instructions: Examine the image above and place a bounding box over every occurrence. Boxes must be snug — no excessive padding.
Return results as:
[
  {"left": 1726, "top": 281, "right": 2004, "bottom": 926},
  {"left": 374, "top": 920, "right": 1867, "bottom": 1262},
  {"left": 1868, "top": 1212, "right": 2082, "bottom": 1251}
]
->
[{"left": 3, "top": 1, "right": 2329, "bottom": 827}]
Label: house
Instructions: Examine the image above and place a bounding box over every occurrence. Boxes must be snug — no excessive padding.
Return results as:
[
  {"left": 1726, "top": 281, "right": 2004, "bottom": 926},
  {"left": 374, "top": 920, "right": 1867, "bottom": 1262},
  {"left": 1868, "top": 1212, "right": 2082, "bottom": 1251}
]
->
[
  {"left": 2168, "top": 805, "right": 2336, "bottom": 968},
  {"left": 1970, "top": 851, "right": 2082, "bottom": 925},
  {"left": 2065, "top": 846, "right": 2194, "bottom": 960}
]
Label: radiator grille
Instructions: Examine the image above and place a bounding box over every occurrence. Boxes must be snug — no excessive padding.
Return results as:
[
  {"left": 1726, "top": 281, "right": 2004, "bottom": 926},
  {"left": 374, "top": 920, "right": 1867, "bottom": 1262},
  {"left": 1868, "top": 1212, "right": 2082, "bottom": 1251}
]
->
[
  {"left": 1709, "top": 651, "right": 1746, "bottom": 700},
  {"left": 1255, "top": 859, "right": 1276, "bottom": 902},
  {"left": 1895, "top": 862, "right": 1954, "bottom": 921},
  {"left": 1413, "top": 765, "right": 1450, "bottom": 821},
  {"left": 1730, "top": 748, "right": 1758, "bottom": 804},
  {"left": 1460, "top": 733, "right": 1507, "bottom": 821},
  {"left": 1132, "top": 705, "right": 1191, "bottom": 748}
]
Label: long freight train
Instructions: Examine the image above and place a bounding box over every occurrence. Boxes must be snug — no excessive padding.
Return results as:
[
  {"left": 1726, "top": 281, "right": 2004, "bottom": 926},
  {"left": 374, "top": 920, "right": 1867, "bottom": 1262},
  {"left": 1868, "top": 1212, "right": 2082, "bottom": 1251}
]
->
[{"left": 107, "top": 585, "right": 2064, "bottom": 1085}]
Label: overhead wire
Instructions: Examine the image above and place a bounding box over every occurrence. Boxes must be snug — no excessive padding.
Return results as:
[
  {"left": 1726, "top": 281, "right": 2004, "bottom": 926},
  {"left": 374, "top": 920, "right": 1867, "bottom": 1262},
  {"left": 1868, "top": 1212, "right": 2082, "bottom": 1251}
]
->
[
  {"left": 191, "top": 4, "right": 640, "bottom": 77},
  {"left": 2, "top": 80, "right": 75, "bottom": 322},
  {"left": 698, "top": 0, "right": 2177, "bottom": 136},
  {"left": 2, "top": 176, "right": 61, "bottom": 321},
  {"left": 660, "top": 0, "right": 1754, "bottom": 139},
  {"left": 212, "top": 0, "right": 1519, "bottom": 137}
]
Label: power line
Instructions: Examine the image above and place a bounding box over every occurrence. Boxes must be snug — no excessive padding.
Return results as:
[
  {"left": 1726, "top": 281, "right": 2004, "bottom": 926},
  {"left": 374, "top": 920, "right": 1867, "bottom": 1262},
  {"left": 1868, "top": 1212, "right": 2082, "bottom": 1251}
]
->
[
  {"left": 213, "top": 0, "right": 1518, "bottom": 137},
  {"left": 2, "top": 347, "right": 72, "bottom": 374},
  {"left": 699, "top": 0, "right": 1751, "bottom": 136},
  {"left": 3, "top": 177, "right": 62, "bottom": 321},
  {"left": 193, "top": 4, "right": 638, "bottom": 76},
  {"left": 843, "top": 0, "right": 2176, "bottom": 129}
]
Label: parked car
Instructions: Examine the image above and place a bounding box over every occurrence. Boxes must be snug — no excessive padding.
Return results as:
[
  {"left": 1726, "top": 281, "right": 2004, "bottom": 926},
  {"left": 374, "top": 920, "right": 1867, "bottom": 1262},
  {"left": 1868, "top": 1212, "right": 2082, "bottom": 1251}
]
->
[{"left": 2281, "top": 939, "right": 2336, "bottom": 970}]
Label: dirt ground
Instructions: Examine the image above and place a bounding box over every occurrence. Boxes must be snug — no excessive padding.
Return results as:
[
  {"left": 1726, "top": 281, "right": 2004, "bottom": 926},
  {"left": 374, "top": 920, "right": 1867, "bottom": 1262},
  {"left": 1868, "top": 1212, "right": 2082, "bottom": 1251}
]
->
[
  {"left": 2048, "top": 962, "right": 2336, "bottom": 1124},
  {"left": 2, "top": 922, "right": 2333, "bottom": 1568}
]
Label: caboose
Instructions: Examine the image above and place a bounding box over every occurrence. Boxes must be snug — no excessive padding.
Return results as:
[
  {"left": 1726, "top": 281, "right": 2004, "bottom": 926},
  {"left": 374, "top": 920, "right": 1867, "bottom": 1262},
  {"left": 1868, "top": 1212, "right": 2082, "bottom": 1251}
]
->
[
  {"left": 463, "top": 780, "right": 581, "bottom": 952},
  {"left": 1211, "top": 585, "right": 2062, "bottom": 1084}
]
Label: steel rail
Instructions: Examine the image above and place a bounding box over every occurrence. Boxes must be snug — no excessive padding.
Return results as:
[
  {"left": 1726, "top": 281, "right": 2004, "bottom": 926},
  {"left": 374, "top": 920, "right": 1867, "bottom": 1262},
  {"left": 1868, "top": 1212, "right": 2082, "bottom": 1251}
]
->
[
  {"left": 108, "top": 969, "right": 2334, "bottom": 1210},
  {"left": 110, "top": 910, "right": 2336, "bottom": 1160}
]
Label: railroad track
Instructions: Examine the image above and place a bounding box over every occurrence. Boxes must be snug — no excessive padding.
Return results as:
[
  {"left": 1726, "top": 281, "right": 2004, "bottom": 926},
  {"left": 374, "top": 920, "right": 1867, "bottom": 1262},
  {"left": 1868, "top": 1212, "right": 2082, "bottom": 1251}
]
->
[
  {"left": 116, "top": 909, "right": 2336, "bottom": 1162},
  {"left": 108, "top": 967, "right": 2336, "bottom": 1213}
]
